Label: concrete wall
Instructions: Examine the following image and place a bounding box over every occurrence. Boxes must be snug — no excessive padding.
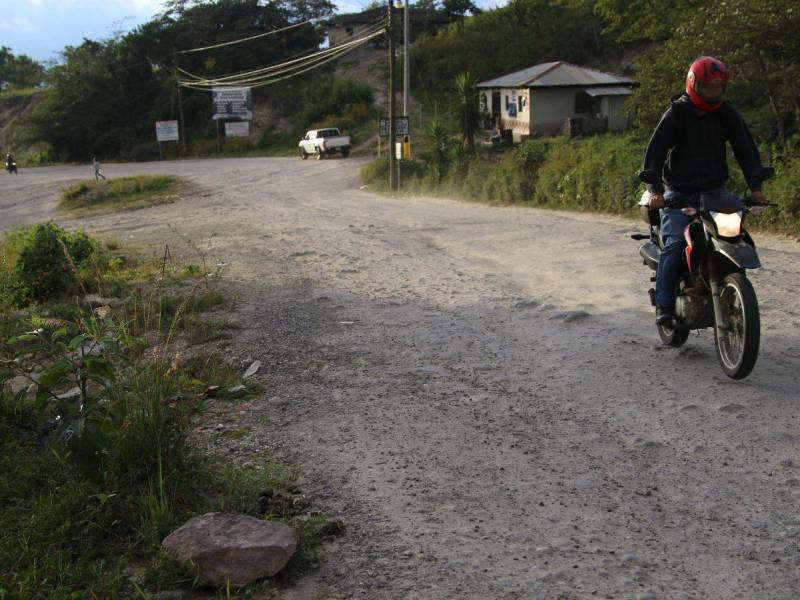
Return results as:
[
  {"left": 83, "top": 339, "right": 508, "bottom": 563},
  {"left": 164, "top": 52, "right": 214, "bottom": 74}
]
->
[
  {"left": 603, "top": 95, "right": 628, "bottom": 131},
  {"left": 480, "top": 87, "right": 531, "bottom": 142},
  {"left": 530, "top": 88, "right": 577, "bottom": 135},
  {"left": 480, "top": 86, "right": 631, "bottom": 140}
]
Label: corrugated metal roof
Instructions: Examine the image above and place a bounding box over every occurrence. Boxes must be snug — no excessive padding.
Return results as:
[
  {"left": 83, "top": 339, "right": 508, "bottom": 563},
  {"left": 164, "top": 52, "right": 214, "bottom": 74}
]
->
[
  {"left": 477, "top": 62, "right": 634, "bottom": 89},
  {"left": 584, "top": 85, "right": 632, "bottom": 97}
]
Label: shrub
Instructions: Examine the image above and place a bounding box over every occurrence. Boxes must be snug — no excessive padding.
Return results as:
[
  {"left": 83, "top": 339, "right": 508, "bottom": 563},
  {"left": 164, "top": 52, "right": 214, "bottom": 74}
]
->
[{"left": 11, "top": 223, "right": 98, "bottom": 304}]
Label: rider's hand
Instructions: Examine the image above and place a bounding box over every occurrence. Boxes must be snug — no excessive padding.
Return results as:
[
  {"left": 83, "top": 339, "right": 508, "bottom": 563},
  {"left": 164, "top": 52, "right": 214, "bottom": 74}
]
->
[
  {"left": 649, "top": 193, "right": 665, "bottom": 209},
  {"left": 752, "top": 190, "right": 768, "bottom": 205}
]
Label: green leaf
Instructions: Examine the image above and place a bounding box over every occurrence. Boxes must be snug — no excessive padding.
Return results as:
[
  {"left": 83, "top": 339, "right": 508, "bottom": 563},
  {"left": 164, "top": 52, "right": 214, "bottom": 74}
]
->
[
  {"left": 67, "top": 333, "right": 89, "bottom": 351},
  {"left": 38, "top": 359, "right": 71, "bottom": 391},
  {"left": 84, "top": 357, "right": 115, "bottom": 382}
]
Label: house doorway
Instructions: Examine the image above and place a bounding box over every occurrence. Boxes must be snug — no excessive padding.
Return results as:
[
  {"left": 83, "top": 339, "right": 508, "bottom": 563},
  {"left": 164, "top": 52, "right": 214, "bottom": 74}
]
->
[{"left": 491, "top": 92, "right": 501, "bottom": 127}]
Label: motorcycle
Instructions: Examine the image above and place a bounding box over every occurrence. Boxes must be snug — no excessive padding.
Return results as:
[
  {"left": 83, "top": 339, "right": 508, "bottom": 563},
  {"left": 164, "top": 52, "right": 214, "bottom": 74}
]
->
[
  {"left": 5, "top": 160, "right": 17, "bottom": 174},
  {"left": 632, "top": 167, "right": 774, "bottom": 379}
]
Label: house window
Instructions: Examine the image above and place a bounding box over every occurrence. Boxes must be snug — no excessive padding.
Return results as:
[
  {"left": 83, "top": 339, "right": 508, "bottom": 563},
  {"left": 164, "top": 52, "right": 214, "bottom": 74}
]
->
[{"left": 574, "top": 92, "right": 593, "bottom": 114}]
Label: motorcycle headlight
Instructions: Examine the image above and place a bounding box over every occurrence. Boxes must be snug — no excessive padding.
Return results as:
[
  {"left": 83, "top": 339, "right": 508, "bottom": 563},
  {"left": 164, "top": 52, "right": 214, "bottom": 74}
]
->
[{"left": 711, "top": 211, "right": 743, "bottom": 237}]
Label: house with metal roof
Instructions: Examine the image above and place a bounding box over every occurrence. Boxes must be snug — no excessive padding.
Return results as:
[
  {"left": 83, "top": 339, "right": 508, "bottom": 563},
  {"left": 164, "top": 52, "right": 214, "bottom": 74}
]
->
[{"left": 477, "top": 62, "right": 635, "bottom": 141}]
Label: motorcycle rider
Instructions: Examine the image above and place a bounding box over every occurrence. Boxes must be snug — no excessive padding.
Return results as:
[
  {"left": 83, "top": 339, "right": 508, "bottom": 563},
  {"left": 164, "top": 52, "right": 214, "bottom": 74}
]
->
[
  {"left": 5, "top": 153, "right": 15, "bottom": 171},
  {"left": 642, "top": 56, "right": 768, "bottom": 326}
]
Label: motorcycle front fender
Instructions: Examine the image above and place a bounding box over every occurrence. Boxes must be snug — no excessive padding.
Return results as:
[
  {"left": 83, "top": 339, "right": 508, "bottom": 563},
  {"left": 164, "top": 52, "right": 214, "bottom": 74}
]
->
[{"left": 711, "top": 237, "right": 761, "bottom": 270}]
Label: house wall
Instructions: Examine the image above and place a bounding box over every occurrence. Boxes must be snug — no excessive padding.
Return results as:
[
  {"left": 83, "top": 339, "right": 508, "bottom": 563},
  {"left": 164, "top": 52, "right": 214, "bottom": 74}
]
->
[
  {"left": 480, "top": 85, "right": 632, "bottom": 140},
  {"left": 480, "top": 87, "right": 531, "bottom": 142},
  {"left": 530, "top": 88, "right": 578, "bottom": 135},
  {"left": 602, "top": 95, "right": 628, "bottom": 131}
]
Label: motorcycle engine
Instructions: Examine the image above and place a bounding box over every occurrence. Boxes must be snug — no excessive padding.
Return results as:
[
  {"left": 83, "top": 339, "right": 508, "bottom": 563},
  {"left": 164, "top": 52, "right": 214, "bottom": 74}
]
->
[{"left": 675, "top": 294, "right": 711, "bottom": 327}]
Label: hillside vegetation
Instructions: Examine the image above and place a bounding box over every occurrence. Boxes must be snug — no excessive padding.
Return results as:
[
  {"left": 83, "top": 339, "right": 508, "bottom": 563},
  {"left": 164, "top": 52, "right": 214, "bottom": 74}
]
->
[
  {"left": 379, "top": 0, "right": 799, "bottom": 232},
  {"left": 1, "top": 0, "right": 380, "bottom": 163}
]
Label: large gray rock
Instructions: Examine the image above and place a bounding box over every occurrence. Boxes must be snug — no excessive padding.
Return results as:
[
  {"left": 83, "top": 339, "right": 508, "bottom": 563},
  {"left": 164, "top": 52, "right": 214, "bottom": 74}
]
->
[{"left": 161, "top": 513, "right": 296, "bottom": 587}]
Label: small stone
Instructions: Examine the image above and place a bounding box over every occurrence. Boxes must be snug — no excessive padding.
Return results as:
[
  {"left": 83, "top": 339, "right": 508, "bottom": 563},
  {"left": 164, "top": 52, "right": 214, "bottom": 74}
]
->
[
  {"left": 243, "top": 361, "right": 261, "bottom": 379},
  {"left": 57, "top": 386, "right": 82, "bottom": 400},
  {"left": 514, "top": 299, "right": 539, "bottom": 309},
  {"left": 319, "top": 517, "right": 345, "bottom": 536},
  {"left": 93, "top": 305, "right": 113, "bottom": 318},
  {"left": 780, "top": 458, "right": 794, "bottom": 468},
  {"left": 227, "top": 384, "right": 246, "bottom": 396}
]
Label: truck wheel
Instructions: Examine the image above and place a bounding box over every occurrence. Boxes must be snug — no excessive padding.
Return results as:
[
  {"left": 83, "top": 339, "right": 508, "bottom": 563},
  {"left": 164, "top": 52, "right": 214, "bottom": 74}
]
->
[
  {"left": 299, "top": 148, "right": 308, "bottom": 160},
  {"left": 341, "top": 148, "right": 350, "bottom": 158}
]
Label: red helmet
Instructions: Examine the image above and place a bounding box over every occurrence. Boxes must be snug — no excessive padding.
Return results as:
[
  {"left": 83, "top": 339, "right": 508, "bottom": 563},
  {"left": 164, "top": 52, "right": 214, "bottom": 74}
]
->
[{"left": 686, "top": 56, "right": 729, "bottom": 111}]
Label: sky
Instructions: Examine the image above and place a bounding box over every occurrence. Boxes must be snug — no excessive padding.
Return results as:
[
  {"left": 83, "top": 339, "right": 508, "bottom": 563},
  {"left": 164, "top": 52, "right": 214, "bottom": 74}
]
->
[{"left": 0, "top": 0, "right": 505, "bottom": 63}]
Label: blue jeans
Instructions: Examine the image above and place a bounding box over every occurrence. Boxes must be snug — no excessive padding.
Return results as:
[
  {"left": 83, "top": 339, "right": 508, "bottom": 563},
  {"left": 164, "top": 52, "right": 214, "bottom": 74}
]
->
[{"left": 654, "top": 187, "right": 742, "bottom": 308}]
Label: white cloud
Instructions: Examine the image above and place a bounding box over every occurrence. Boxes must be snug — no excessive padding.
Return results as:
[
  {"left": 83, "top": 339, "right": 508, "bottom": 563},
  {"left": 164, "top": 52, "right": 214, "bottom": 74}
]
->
[
  {"left": 0, "top": 16, "right": 37, "bottom": 33},
  {"left": 107, "top": 0, "right": 164, "bottom": 18}
]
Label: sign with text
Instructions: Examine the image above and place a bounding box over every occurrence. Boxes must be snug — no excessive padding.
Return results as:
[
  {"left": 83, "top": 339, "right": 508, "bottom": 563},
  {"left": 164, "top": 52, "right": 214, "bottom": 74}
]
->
[
  {"left": 212, "top": 87, "right": 252, "bottom": 120},
  {"left": 155, "top": 120, "right": 179, "bottom": 142},
  {"left": 379, "top": 116, "right": 410, "bottom": 137},
  {"left": 225, "top": 121, "right": 250, "bottom": 138}
]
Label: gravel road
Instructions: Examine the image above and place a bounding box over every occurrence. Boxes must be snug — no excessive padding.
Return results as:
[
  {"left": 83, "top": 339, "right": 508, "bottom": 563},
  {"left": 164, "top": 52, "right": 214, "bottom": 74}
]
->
[{"left": 2, "top": 158, "right": 800, "bottom": 599}]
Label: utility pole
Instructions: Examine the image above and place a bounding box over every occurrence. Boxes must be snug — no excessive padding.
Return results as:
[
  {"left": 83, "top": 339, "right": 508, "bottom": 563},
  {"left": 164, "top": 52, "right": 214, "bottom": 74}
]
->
[
  {"left": 403, "top": 0, "right": 410, "bottom": 118},
  {"left": 175, "top": 57, "right": 187, "bottom": 154},
  {"left": 388, "top": 0, "right": 397, "bottom": 191}
]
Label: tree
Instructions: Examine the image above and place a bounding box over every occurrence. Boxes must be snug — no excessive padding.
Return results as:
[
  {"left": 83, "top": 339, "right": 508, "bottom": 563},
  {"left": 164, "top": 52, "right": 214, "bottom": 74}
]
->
[
  {"left": 454, "top": 72, "right": 480, "bottom": 152},
  {"left": 627, "top": 0, "right": 800, "bottom": 142},
  {"left": 442, "top": 0, "right": 480, "bottom": 20},
  {"left": 0, "top": 47, "right": 45, "bottom": 89}
]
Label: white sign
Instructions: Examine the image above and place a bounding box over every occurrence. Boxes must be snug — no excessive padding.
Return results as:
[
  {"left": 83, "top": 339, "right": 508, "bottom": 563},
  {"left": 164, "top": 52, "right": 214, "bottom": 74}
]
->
[
  {"left": 212, "top": 87, "right": 252, "bottom": 120},
  {"left": 225, "top": 121, "right": 250, "bottom": 138},
  {"left": 155, "top": 120, "right": 179, "bottom": 142}
]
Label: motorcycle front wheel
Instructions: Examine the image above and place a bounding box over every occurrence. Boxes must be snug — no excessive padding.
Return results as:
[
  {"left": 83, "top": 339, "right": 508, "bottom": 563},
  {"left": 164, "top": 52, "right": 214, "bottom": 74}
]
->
[{"left": 714, "top": 272, "right": 760, "bottom": 379}]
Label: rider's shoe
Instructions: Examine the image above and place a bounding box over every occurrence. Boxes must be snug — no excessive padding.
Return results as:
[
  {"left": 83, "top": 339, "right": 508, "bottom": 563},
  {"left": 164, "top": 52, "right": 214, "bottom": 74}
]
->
[{"left": 655, "top": 306, "right": 676, "bottom": 327}]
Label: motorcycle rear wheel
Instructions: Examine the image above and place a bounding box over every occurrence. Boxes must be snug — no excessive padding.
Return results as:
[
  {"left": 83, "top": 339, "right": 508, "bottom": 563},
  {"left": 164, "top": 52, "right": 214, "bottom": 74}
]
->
[
  {"left": 657, "top": 322, "right": 689, "bottom": 347},
  {"left": 714, "top": 272, "right": 760, "bottom": 379}
]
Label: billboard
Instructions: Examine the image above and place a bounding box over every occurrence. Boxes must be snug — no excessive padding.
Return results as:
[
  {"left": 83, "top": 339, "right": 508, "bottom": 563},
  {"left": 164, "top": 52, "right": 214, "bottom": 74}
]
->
[
  {"left": 155, "top": 120, "right": 179, "bottom": 142},
  {"left": 225, "top": 121, "right": 250, "bottom": 138},
  {"left": 379, "top": 116, "right": 410, "bottom": 137},
  {"left": 212, "top": 87, "right": 252, "bottom": 120}
]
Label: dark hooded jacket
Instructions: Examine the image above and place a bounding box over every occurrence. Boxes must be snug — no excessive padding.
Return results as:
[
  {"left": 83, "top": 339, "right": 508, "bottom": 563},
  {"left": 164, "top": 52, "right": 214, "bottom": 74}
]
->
[{"left": 642, "top": 93, "right": 764, "bottom": 195}]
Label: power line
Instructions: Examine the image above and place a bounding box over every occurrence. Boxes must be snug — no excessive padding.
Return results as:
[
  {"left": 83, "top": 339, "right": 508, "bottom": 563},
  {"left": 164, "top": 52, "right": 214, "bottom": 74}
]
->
[
  {"left": 178, "top": 25, "right": 386, "bottom": 89},
  {"left": 178, "top": 18, "right": 386, "bottom": 84},
  {"left": 178, "top": 32, "right": 383, "bottom": 90},
  {"left": 175, "top": 18, "right": 317, "bottom": 55}
]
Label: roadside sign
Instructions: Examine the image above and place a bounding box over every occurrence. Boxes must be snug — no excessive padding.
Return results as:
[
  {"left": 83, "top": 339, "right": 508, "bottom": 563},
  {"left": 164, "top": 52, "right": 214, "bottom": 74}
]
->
[
  {"left": 379, "top": 116, "right": 410, "bottom": 137},
  {"left": 225, "top": 121, "right": 250, "bottom": 138},
  {"left": 155, "top": 120, "right": 179, "bottom": 142},
  {"left": 212, "top": 87, "right": 252, "bottom": 120}
]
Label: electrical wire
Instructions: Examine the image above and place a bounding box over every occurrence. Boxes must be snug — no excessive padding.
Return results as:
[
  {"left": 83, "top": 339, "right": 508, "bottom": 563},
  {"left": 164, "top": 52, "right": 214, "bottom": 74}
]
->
[
  {"left": 175, "top": 18, "right": 317, "bottom": 55},
  {"left": 178, "top": 18, "right": 386, "bottom": 84},
  {"left": 178, "top": 26, "right": 385, "bottom": 89},
  {"left": 178, "top": 34, "right": 380, "bottom": 90}
]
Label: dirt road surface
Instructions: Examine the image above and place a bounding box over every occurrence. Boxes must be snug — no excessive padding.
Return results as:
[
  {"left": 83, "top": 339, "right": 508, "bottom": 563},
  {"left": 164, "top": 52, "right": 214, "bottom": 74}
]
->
[{"left": 3, "top": 158, "right": 800, "bottom": 599}]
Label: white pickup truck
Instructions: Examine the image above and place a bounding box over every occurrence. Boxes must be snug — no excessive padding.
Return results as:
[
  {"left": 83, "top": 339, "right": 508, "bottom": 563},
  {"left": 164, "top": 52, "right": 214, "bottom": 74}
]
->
[{"left": 298, "top": 128, "right": 351, "bottom": 160}]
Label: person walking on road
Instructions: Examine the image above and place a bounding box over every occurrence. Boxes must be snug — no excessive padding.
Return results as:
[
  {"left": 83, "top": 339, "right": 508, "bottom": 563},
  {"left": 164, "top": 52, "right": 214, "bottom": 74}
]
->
[{"left": 93, "top": 157, "right": 106, "bottom": 181}]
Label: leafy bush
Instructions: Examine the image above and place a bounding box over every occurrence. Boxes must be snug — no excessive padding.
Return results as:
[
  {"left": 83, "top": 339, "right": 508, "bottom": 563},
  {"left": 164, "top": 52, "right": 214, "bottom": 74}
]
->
[
  {"left": 298, "top": 78, "right": 374, "bottom": 128},
  {"left": 10, "top": 223, "right": 98, "bottom": 304}
]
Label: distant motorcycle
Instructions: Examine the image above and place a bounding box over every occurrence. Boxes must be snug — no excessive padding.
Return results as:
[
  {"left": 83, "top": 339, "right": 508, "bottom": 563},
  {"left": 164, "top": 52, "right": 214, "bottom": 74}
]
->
[
  {"left": 632, "top": 167, "right": 774, "bottom": 379},
  {"left": 4, "top": 160, "right": 17, "bottom": 174}
]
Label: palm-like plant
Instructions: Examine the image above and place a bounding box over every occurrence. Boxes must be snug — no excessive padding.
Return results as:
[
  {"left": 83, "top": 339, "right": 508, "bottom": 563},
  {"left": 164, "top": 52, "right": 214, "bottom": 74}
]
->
[
  {"left": 428, "top": 117, "right": 448, "bottom": 182},
  {"left": 453, "top": 71, "right": 481, "bottom": 153}
]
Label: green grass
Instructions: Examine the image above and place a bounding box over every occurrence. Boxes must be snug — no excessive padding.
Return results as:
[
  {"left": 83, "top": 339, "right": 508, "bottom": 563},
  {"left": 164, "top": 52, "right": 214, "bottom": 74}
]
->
[
  {"left": 58, "top": 175, "right": 182, "bottom": 216},
  {"left": 362, "top": 133, "right": 800, "bottom": 237},
  {"left": 0, "top": 226, "right": 325, "bottom": 598}
]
